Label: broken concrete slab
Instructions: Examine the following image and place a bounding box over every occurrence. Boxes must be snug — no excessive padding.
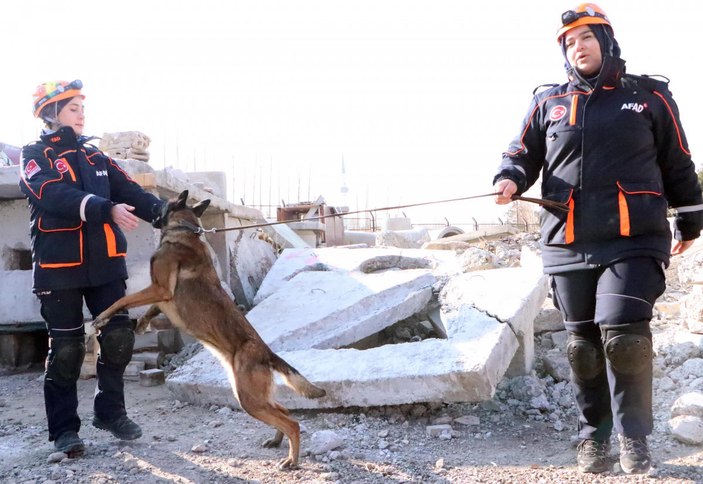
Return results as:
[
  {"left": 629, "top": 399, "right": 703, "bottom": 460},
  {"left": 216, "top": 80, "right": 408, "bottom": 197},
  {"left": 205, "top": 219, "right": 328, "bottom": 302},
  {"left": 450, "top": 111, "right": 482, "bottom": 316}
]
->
[
  {"left": 248, "top": 269, "right": 435, "bottom": 352},
  {"left": 167, "top": 259, "right": 548, "bottom": 409},
  {"left": 253, "top": 247, "right": 461, "bottom": 305},
  {"left": 168, "top": 311, "right": 510, "bottom": 409}
]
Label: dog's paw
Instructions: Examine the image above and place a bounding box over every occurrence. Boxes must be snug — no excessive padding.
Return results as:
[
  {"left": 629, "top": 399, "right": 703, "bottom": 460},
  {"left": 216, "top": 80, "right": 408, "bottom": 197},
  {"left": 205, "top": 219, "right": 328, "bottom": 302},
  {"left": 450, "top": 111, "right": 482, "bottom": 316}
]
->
[
  {"left": 277, "top": 457, "right": 298, "bottom": 470},
  {"left": 92, "top": 315, "right": 109, "bottom": 329},
  {"left": 262, "top": 437, "right": 282, "bottom": 448},
  {"left": 134, "top": 317, "right": 150, "bottom": 335}
]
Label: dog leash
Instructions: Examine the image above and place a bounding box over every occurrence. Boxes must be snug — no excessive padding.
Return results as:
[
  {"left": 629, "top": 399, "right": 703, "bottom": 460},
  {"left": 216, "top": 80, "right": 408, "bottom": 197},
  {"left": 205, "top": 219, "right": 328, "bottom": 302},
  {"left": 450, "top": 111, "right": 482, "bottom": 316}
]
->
[{"left": 187, "top": 192, "right": 569, "bottom": 235}]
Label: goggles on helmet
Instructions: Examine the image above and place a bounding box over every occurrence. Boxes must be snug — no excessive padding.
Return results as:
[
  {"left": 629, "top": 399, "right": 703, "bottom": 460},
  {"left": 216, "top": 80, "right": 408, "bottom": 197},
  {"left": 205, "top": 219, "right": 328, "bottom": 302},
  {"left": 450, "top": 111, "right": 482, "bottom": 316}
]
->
[
  {"left": 561, "top": 8, "right": 609, "bottom": 27},
  {"left": 556, "top": 4, "right": 612, "bottom": 43},
  {"left": 33, "top": 79, "right": 84, "bottom": 118}
]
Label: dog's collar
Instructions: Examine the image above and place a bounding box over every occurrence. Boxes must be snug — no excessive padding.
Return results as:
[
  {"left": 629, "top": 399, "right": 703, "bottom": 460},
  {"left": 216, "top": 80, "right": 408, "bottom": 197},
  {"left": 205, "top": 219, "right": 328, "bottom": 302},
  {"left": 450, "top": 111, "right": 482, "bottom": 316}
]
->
[{"left": 164, "top": 220, "right": 204, "bottom": 235}]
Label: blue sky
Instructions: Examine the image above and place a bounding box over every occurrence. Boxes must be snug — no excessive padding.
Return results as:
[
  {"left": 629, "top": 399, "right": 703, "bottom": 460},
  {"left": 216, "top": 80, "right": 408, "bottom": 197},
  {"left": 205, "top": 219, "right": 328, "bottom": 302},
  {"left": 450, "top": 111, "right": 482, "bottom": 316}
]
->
[{"left": 3, "top": 0, "right": 700, "bottom": 225}]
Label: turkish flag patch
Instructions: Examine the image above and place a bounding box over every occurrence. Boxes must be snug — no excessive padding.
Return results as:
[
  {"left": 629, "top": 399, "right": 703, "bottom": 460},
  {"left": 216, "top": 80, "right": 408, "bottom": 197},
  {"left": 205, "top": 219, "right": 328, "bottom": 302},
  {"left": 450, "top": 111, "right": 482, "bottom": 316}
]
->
[
  {"left": 24, "top": 160, "right": 40, "bottom": 179},
  {"left": 55, "top": 160, "right": 69, "bottom": 174}
]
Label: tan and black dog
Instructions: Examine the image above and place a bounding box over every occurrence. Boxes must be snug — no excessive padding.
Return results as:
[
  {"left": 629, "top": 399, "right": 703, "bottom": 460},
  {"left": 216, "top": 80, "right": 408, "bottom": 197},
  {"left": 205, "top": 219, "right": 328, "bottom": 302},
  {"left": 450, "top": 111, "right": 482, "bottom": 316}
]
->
[{"left": 93, "top": 189, "right": 325, "bottom": 469}]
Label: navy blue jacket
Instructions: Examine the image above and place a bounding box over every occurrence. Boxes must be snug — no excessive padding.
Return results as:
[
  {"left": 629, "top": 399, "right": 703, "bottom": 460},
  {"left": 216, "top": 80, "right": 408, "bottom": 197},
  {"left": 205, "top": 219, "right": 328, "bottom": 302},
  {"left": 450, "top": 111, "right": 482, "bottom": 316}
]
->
[
  {"left": 19, "top": 126, "right": 164, "bottom": 291},
  {"left": 495, "top": 55, "right": 703, "bottom": 273}
]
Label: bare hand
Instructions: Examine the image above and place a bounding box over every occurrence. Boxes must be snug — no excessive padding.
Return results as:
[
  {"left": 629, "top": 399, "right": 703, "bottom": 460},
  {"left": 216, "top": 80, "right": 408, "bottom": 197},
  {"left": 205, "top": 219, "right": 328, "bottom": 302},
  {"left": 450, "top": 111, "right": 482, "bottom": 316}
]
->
[
  {"left": 671, "top": 239, "right": 695, "bottom": 256},
  {"left": 111, "top": 203, "right": 139, "bottom": 232},
  {"left": 494, "top": 179, "right": 518, "bottom": 205}
]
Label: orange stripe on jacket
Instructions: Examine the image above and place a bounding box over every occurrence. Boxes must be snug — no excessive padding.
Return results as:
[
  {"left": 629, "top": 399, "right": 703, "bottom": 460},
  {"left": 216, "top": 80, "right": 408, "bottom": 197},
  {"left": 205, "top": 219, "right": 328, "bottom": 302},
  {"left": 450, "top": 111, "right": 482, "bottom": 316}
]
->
[
  {"left": 104, "top": 224, "right": 127, "bottom": 257},
  {"left": 565, "top": 197, "right": 575, "bottom": 244},
  {"left": 653, "top": 90, "right": 691, "bottom": 156},
  {"left": 569, "top": 95, "right": 579, "bottom": 126},
  {"left": 618, "top": 191, "right": 630, "bottom": 236}
]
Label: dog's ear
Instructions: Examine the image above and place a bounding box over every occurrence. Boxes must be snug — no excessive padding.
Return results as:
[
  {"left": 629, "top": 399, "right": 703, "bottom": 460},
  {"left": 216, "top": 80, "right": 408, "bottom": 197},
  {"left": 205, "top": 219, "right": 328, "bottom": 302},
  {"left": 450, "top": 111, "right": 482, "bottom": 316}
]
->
[
  {"left": 176, "top": 190, "right": 189, "bottom": 210},
  {"left": 193, "top": 199, "right": 211, "bottom": 218}
]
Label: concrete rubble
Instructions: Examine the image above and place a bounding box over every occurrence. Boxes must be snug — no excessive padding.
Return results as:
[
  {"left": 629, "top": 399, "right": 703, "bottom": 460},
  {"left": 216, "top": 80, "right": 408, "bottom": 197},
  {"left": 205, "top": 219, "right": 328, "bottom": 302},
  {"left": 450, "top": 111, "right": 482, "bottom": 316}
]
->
[
  {"left": 98, "top": 131, "right": 151, "bottom": 162},
  {"left": 166, "top": 246, "right": 550, "bottom": 409}
]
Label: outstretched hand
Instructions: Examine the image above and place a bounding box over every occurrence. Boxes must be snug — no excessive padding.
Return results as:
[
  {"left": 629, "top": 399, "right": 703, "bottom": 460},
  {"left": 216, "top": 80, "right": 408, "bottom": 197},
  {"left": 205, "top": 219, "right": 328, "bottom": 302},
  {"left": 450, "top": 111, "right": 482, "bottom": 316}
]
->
[{"left": 111, "top": 203, "right": 139, "bottom": 231}]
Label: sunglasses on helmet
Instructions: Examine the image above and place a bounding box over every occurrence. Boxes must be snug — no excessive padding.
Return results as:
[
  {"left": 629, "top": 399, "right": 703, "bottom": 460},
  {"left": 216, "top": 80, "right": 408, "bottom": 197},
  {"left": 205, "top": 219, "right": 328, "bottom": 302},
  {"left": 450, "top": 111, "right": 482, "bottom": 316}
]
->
[{"left": 561, "top": 8, "right": 608, "bottom": 26}]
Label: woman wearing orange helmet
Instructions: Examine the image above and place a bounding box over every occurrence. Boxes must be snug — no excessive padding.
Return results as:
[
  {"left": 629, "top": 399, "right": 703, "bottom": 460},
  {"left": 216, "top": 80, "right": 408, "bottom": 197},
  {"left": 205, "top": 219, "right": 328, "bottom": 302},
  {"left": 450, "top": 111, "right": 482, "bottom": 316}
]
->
[
  {"left": 493, "top": 3, "right": 702, "bottom": 475},
  {"left": 19, "top": 80, "right": 167, "bottom": 456}
]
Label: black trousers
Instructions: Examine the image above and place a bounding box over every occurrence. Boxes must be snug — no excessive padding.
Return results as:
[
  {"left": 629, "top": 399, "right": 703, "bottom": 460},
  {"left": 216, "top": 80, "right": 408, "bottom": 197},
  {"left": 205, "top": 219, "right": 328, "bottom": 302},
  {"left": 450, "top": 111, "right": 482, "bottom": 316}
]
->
[
  {"left": 38, "top": 279, "right": 133, "bottom": 441},
  {"left": 550, "top": 256, "right": 666, "bottom": 440}
]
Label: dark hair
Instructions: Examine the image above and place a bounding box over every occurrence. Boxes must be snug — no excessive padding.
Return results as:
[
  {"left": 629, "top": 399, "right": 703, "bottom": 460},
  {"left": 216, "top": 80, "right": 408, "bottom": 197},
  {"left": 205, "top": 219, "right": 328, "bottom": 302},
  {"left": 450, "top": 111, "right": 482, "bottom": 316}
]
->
[{"left": 39, "top": 97, "right": 74, "bottom": 126}]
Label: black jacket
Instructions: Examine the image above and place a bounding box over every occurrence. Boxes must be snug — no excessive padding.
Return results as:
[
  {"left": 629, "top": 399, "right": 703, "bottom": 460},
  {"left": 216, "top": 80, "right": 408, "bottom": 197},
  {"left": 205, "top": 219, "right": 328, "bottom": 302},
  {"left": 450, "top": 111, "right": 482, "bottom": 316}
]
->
[
  {"left": 495, "top": 55, "right": 703, "bottom": 273},
  {"left": 19, "top": 126, "right": 164, "bottom": 291}
]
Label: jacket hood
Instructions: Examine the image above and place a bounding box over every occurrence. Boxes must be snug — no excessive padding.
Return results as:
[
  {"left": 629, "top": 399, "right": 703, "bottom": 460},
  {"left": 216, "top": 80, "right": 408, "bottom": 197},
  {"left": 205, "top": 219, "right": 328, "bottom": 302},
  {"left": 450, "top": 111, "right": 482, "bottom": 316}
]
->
[{"left": 561, "top": 24, "right": 623, "bottom": 87}]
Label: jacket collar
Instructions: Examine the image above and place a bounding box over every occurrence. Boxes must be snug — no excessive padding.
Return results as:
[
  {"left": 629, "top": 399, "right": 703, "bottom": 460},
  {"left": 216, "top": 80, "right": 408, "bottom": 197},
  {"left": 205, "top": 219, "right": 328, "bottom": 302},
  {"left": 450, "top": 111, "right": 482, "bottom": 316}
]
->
[
  {"left": 569, "top": 55, "right": 625, "bottom": 91},
  {"left": 40, "top": 126, "right": 83, "bottom": 148}
]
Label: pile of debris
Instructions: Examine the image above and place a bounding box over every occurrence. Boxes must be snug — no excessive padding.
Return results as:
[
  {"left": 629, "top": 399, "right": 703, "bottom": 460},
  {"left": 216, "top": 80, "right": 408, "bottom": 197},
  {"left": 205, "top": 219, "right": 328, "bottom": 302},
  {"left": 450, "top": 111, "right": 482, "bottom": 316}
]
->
[{"left": 98, "top": 131, "right": 151, "bottom": 162}]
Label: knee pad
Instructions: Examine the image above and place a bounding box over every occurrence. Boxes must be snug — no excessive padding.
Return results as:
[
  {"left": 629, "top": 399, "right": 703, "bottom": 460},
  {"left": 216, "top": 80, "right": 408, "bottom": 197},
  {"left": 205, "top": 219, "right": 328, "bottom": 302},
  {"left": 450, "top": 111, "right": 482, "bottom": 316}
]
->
[
  {"left": 604, "top": 331, "right": 652, "bottom": 375},
  {"left": 98, "top": 327, "right": 135, "bottom": 368},
  {"left": 46, "top": 337, "right": 86, "bottom": 386},
  {"left": 566, "top": 336, "right": 605, "bottom": 380}
]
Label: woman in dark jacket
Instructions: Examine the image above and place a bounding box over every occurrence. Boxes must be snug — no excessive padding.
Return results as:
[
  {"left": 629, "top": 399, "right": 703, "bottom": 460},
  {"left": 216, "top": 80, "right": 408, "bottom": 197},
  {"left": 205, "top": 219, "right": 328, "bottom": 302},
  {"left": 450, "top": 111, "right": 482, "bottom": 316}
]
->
[
  {"left": 493, "top": 3, "right": 702, "bottom": 475},
  {"left": 19, "top": 80, "right": 165, "bottom": 456}
]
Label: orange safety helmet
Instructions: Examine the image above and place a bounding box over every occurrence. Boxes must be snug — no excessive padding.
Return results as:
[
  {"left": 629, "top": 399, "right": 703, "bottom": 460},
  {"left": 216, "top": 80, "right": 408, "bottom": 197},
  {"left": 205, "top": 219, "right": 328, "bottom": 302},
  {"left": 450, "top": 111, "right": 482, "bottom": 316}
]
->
[
  {"left": 557, "top": 3, "right": 612, "bottom": 43},
  {"left": 32, "top": 79, "right": 84, "bottom": 118}
]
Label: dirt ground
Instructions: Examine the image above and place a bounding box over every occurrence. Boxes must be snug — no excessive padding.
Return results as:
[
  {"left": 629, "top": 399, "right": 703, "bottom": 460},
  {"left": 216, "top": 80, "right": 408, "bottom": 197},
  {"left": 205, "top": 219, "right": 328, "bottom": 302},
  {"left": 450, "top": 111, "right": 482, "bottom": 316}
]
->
[
  {"left": 1, "top": 341, "right": 702, "bottom": 484},
  {"left": 2, "top": 255, "right": 703, "bottom": 483}
]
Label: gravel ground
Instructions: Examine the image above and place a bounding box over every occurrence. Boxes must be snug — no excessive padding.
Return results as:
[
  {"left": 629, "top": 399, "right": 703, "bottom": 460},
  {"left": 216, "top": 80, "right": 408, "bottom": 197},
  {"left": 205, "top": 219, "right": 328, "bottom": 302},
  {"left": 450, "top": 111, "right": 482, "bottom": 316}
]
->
[{"left": 1, "top": 249, "right": 702, "bottom": 483}]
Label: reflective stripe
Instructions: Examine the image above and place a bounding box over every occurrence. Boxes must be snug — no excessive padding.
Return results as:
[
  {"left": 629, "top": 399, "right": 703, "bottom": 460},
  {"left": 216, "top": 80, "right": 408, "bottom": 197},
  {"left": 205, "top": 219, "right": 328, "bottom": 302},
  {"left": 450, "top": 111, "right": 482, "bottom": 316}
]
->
[
  {"left": 653, "top": 90, "right": 691, "bottom": 156},
  {"left": 674, "top": 204, "right": 703, "bottom": 214},
  {"left": 52, "top": 325, "right": 85, "bottom": 332},
  {"left": 596, "top": 293, "right": 653, "bottom": 307},
  {"left": 569, "top": 94, "right": 579, "bottom": 126},
  {"left": 80, "top": 194, "right": 94, "bottom": 222},
  {"left": 618, "top": 191, "right": 630, "bottom": 236},
  {"left": 104, "top": 224, "right": 126, "bottom": 257},
  {"left": 565, "top": 197, "right": 575, "bottom": 244}
]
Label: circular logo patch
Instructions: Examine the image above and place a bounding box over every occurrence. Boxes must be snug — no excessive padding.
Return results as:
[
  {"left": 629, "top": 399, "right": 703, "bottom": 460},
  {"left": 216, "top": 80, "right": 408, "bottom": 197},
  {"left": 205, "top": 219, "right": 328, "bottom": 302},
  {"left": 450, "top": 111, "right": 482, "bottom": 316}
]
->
[
  {"left": 55, "top": 160, "right": 69, "bottom": 173},
  {"left": 549, "top": 105, "right": 567, "bottom": 121}
]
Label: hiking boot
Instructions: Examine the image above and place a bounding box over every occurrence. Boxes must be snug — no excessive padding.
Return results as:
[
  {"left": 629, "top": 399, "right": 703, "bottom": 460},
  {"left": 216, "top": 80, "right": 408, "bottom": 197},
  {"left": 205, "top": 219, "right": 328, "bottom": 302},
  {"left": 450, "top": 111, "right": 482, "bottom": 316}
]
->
[
  {"left": 618, "top": 435, "right": 651, "bottom": 474},
  {"left": 92, "top": 415, "right": 142, "bottom": 440},
  {"left": 54, "top": 430, "right": 85, "bottom": 456},
  {"left": 576, "top": 439, "right": 611, "bottom": 473}
]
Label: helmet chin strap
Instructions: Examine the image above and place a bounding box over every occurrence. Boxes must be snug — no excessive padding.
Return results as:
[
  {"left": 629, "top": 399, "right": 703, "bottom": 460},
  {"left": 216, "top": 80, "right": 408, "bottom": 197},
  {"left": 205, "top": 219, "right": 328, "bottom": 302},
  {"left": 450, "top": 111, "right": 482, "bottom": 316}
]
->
[{"left": 41, "top": 104, "right": 63, "bottom": 131}]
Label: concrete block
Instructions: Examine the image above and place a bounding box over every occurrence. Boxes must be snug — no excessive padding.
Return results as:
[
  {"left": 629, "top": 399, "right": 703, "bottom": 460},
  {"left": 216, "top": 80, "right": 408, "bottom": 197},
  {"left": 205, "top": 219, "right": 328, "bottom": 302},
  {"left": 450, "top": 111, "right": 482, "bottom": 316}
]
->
[
  {"left": 248, "top": 269, "right": 435, "bottom": 352},
  {"left": 140, "top": 369, "right": 166, "bottom": 387},
  {"left": 157, "top": 329, "right": 184, "bottom": 354},
  {"left": 134, "top": 331, "right": 159, "bottom": 352},
  {"left": 0, "top": 333, "right": 39, "bottom": 367},
  {"left": 131, "top": 351, "right": 165, "bottom": 370},
  {"left": 124, "top": 360, "right": 146, "bottom": 379}
]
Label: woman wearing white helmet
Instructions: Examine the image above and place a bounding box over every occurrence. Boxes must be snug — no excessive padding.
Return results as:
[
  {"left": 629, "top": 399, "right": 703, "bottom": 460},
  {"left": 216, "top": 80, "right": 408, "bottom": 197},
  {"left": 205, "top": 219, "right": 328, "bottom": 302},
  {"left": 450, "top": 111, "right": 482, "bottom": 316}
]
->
[{"left": 493, "top": 3, "right": 702, "bottom": 475}]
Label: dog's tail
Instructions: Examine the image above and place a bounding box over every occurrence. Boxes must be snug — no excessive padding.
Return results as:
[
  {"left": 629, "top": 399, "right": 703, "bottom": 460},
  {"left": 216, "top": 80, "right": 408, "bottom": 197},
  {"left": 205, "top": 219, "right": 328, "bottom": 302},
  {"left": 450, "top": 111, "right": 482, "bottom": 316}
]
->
[{"left": 270, "top": 353, "right": 326, "bottom": 399}]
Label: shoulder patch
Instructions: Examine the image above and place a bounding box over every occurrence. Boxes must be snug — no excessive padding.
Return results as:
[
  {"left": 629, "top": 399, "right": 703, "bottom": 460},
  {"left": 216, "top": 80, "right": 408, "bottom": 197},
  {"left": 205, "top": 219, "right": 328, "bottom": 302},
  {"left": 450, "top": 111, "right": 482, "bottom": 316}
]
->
[{"left": 24, "top": 159, "right": 40, "bottom": 179}]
